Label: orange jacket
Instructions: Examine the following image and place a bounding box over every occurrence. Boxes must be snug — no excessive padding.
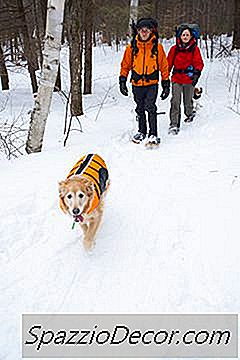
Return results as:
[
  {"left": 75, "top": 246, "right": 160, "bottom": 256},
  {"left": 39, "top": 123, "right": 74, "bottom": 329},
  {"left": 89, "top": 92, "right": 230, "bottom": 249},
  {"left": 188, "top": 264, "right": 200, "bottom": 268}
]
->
[
  {"left": 120, "top": 34, "right": 169, "bottom": 87},
  {"left": 61, "top": 154, "right": 109, "bottom": 215}
]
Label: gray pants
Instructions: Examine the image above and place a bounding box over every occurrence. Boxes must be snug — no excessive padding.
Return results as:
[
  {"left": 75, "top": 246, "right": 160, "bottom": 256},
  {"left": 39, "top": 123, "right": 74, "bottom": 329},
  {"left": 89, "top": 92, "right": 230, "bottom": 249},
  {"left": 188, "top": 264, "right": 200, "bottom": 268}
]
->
[{"left": 170, "top": 82, "right": 194, "bottom": 127}]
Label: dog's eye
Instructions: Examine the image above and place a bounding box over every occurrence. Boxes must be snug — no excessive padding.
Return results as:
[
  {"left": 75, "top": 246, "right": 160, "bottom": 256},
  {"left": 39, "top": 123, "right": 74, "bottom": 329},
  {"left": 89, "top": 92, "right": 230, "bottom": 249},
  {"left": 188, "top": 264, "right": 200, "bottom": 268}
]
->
[
  {"left": 79, "top": 193, "right": 84, "bottom": 198},
  {"left": 67, "top": 194, "right": 72, "bottom": 199}
]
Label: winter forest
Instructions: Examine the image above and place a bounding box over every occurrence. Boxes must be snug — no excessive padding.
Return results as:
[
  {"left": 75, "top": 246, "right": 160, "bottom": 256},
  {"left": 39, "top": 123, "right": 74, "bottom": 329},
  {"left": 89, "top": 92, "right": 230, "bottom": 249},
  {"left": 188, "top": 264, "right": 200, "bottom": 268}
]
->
[
  {"left": 0, "top": 0, "right": 240, "bottom": 359},
  {"left": 0, "top": 0, "right": 240, "bottom": 155}
]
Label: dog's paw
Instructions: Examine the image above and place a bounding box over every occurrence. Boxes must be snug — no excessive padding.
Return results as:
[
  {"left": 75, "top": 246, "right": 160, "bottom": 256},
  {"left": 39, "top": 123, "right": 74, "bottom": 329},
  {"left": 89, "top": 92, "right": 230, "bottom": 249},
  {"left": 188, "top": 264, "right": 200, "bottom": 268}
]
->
[{"left": 83, "top": 239, "right": 95, "bottom": 252}]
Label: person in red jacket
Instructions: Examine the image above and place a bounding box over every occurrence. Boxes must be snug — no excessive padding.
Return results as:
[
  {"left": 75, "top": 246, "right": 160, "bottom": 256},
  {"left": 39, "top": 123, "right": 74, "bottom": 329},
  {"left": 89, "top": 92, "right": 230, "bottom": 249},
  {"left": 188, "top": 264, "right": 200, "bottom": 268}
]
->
[
  {"left": 167, "top": 24, "right": 204, "bottom": 135},
  {"left": 119, "top": 18, "right": 170, "bottom": 146}
]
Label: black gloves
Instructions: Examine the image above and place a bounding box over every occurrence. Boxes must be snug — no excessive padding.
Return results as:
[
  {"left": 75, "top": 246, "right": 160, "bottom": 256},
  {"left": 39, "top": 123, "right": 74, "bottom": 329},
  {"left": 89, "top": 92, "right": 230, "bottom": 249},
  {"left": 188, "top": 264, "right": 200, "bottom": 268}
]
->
[
  {"left": 191, "top": 70, "right": 201, "bottom": 87},
  {"left": 119, "top": 76, "right": 128, "bottom": 96},
  {"left": 160, "top": 79, "right": 170, "bottom": 100}
]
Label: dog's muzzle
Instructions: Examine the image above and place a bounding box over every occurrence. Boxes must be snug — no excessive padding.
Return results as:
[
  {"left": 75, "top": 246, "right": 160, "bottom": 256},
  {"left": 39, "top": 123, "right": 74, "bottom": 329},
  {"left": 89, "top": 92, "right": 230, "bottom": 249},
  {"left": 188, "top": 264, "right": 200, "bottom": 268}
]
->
[{"left": 72, "top": 208, "right": 84, "bottom": 222}]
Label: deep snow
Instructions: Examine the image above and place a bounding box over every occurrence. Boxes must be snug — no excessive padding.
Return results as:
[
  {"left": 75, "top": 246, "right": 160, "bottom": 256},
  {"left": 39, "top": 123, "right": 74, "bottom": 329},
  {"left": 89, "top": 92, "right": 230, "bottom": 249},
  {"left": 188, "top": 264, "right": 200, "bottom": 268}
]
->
[{"left": 0, "top": 41, "right": 239, "bottom": 360}]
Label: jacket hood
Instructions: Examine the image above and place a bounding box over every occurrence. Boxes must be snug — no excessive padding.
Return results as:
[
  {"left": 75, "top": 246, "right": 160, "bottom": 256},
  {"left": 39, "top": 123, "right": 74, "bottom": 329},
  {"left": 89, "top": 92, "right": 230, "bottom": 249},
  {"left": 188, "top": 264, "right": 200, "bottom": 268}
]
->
[{"left": 176, "top": 36, "right": 196, "bottom": 52}]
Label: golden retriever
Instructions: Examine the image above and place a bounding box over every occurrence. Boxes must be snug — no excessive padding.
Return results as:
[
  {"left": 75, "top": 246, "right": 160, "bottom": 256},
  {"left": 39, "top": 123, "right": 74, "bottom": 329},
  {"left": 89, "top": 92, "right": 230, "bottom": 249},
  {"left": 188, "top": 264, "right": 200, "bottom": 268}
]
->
[{"left": 59, "top": 154, "right": 110, "bottom": 251}]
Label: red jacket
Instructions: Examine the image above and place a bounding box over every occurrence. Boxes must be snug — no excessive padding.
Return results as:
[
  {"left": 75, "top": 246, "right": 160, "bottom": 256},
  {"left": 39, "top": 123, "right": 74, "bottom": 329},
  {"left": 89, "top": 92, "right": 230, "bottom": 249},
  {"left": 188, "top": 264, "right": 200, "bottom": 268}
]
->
[{"left": 167, "top": 38, "right": 204, "bottom": 84}]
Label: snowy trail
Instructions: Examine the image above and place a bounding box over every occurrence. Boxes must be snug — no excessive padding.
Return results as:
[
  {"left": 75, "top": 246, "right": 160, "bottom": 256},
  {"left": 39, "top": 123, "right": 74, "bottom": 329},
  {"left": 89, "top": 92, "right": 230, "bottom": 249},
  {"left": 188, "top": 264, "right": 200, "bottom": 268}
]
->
[{"left": 0, "top": 47, "right": 240, "bottom": 359}]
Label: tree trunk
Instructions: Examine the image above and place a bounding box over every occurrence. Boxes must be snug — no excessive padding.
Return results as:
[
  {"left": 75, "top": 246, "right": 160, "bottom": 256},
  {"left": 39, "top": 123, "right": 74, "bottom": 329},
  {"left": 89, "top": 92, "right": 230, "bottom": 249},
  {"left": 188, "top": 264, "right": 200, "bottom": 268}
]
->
[
  {"left": 28, "top": 64, "right": 38, "bottom": 94},
  {"left": 83, "top": 29, "right": 92, "bottom": 94},
  {"left": 0, "top": 44, "right": 9, "bottom": 90},
  {"left": 232, "top": 0, "right": 240, "bottom": 49},
  {"left": 17, "top": 0, "right": 38, "bottom": 93},
  {"left": 26, "top": 0, "right": 65, "bottom": 154},
  {"left": 210, "top": 35, "right": 214, "bottom": 61},
  {"left": 54, "top": 64, "right": 61, "bottom": 92},
  {"left": 83, "top": 0, "right": 93, "bottom": 95},
  {"left": 14, "top": 37, "right": 18, "bottom": 63},
  {"left": 93, "top": 26, "right": 97, "bottom": 47},
  {"left": 129, "top": 0, "right": 139, "bottom": 35},
  {"left": 116, "top": 33, "right": 120, "bottom": 52},
  {"left": 10, "top": 39, "right": 14, "bottom": 63},
  {"left": 68, "top": 0, "right": 83, "bottom": 116},
  {"left": 33, "top": 0, "right": 46, "bottom": 69},
  {"left": 154, "top": 0, "right": 158, "bottom": 19},
  {"left": 107, "top": 32, "right": 112, "bottom": 46},
  {"left": 203, "top": 34, "right": 209, "bottom": 59}
]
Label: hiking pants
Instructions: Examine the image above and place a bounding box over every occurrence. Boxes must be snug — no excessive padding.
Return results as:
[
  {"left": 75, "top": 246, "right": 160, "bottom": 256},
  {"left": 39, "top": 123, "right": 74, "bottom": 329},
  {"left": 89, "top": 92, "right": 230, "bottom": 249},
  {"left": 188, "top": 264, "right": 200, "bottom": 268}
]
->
[
  {"left": 132, "top": 84, "right": 158, "bottom": 136},
  {"left": 170, "top": 82, "right": 194, "bottom": 128}
]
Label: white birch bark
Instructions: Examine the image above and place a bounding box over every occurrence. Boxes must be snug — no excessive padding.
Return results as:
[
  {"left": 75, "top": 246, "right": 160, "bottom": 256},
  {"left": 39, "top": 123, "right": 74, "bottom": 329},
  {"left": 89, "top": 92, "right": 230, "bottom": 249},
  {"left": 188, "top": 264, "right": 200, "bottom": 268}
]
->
[
  {"left": 26, "top": 0, "right": 65, "bottom": 153},
  {"left": 129, "top": 0, "right": 139, "bottom": 35}
]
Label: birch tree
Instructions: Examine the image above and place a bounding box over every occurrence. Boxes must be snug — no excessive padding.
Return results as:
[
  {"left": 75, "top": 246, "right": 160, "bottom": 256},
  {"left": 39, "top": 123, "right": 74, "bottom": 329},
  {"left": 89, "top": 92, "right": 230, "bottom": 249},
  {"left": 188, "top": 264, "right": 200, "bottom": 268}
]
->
[
  {"left": 26, "top": 0, "right": 65, "bottom": 154},
  {"left": 129, "top": 0, "right": 138, "bottom": 35}
]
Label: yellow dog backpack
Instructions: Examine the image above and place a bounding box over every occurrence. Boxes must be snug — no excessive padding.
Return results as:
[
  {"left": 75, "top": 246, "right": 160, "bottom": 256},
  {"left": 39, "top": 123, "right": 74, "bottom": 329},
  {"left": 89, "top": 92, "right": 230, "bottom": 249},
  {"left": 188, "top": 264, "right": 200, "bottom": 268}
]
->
[{"left": 64, "top": 154, "right": 109, "bottom": 214}]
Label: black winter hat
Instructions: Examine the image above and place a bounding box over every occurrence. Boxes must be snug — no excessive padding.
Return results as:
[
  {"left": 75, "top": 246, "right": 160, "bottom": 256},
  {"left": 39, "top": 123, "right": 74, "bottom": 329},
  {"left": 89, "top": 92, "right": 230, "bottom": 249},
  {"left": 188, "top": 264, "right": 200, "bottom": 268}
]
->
[{"left": 136, "top": 18, "right": 158, "bottom": 30}]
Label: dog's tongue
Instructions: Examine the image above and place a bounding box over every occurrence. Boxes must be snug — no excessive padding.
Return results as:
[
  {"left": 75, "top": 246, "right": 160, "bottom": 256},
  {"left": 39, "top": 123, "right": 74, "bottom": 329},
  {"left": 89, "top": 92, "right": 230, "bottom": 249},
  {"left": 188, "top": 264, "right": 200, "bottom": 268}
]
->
[{"left": 74, "top": 214, "right": 84, "bottom": 222}]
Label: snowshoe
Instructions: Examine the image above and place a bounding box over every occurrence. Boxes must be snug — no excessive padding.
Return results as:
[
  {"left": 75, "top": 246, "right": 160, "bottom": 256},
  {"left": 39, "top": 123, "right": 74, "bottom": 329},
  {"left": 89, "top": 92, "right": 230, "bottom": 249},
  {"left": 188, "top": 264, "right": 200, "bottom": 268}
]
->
[
  {"left": 184, "top": 110, "right": 196, "bottom": 123},
  {"left": 132, "top": 132, "right": 146, "bottom": 144},
  {"left": 168, "top": 126, "right": 179, "bottom": 135},
  {"left": 145, "top": 135, "right": 161, "bottom": 148}
]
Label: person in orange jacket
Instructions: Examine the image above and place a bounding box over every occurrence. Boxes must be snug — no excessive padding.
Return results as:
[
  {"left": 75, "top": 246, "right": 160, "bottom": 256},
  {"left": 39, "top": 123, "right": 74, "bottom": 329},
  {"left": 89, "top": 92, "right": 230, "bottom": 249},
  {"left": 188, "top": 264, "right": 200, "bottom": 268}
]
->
[{"left": 119, "top": 18, "right": 170, "bottom": 145}]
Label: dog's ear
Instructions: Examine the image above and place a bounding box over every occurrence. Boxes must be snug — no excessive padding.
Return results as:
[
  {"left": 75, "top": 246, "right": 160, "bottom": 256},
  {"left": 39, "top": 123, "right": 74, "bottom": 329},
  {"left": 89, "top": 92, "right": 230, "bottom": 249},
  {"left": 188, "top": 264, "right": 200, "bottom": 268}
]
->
[
  {"left": 58, "top": 180, "right": 67, "bottom": 197},
  {"left": 86, "top": 181, "right": 94, "bottom": 197},
  {"left": 80, "top": 177, "right": 94, "bottom": 197}
]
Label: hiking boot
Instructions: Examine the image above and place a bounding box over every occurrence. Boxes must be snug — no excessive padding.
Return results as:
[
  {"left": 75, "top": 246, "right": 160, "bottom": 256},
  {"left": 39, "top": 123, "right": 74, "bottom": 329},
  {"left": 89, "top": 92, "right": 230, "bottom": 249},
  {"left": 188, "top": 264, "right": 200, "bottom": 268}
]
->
[
  {"left": 184, "top": 110, "right": 196, "bottom": 123},
  {"left": 132, "top": 132, "right": 146, "bottom": 144},
  {"left": 168, "top": 125, "right": 179, "bottom": 135}
]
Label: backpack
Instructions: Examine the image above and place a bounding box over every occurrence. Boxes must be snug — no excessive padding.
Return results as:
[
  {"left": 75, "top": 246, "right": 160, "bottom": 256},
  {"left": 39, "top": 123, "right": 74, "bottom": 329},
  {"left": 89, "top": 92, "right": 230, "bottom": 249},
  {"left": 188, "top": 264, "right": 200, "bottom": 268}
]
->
[{"left": 176, "top": 23, "right": 200, "bottom": 43}]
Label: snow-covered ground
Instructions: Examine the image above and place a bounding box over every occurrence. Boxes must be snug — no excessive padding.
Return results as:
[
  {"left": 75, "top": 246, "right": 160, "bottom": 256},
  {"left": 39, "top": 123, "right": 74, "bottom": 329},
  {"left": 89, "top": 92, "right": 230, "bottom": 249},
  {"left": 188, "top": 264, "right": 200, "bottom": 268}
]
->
[{"left": 0, "top": 42, "right": 239, "bottom": 360}]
